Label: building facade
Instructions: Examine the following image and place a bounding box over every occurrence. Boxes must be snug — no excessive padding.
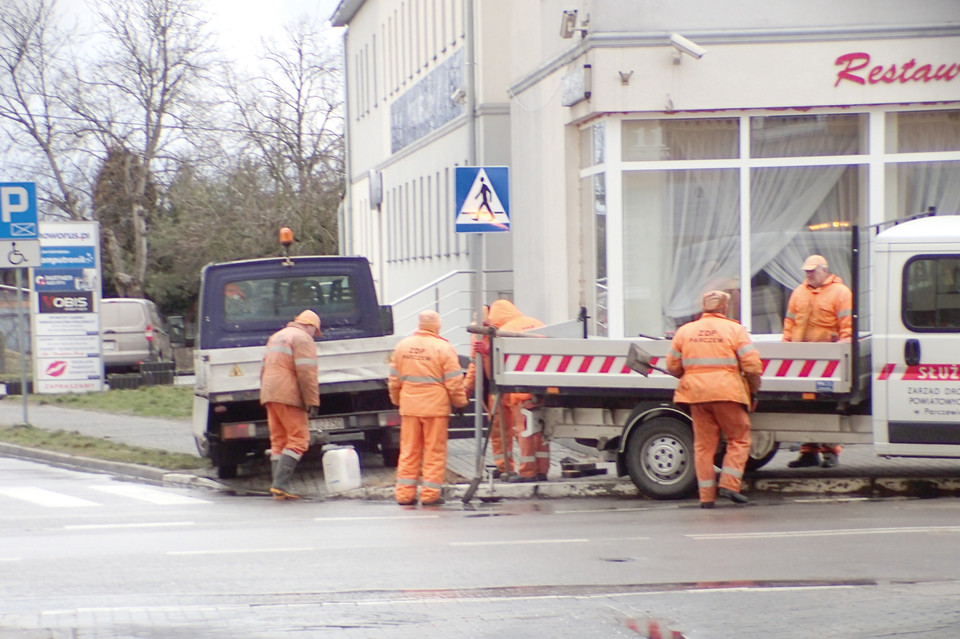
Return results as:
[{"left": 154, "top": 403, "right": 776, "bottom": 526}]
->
[{"left": 333, "top": 0, "right": 960, "bottom": 346}]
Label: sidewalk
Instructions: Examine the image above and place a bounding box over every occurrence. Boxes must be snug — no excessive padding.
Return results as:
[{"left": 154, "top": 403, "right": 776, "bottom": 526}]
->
[{"left": 3, "top": 398, "right": 960, "bottom": 501}]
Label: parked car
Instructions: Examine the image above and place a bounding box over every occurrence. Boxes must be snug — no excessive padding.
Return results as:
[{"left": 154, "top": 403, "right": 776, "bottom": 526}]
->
[{"left": 100, "top": 298, "right": 173, "bottom": 373}]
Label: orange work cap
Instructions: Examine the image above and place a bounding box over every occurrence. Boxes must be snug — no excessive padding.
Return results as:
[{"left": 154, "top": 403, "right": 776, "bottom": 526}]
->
[
  {"left": 701, "top": 290, "right": 730, "bottom": 312},
  {"left": 802, "top": 254, "right": 828, "bottom": 271}
]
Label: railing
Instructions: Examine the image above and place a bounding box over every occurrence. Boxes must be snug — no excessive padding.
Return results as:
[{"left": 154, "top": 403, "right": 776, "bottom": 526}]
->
[{"left": 390, "top": 269, "right": 513, "bottom": 353}]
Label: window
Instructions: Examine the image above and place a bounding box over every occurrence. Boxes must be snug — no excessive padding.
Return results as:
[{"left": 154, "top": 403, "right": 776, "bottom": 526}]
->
[
  {"left": 622, "top": 118, "right": 738, "bottom": 161},
  {"left": 750, "top": 114, "right": 865, "bottom": 158},
  {"left": 622, "top": 168, "right": 740, "bottom": 336},
  {"left": 903, "top": 256, "right": 960, "bottom": 331},
  {"left": 224, "top": 276, "right": 358, "bottom": 323},
  {"left": 889, "top": 109, "right": 960, "bottom": 153},
  {"left": 750, "top": 165, "right": 863, "bottom": 333}
]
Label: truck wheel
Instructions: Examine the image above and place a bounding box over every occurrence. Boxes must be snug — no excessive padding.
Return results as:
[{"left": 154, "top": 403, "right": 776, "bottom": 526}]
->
[
  {"left": 714, "top": 433, "right": 779, "bottom": 472},
  {"left": 194, "top": 435, "right": 210, "bottom": 458},
  {"left": 217, "top": 462, "right": 239, "bottom": 479},
  {"left": 381, "top": 446, "right": 400, "bottom": 468},
  {"left": 213, "top": 444, "right": 240, "bottom": 479},
  {"left": 624, "top": 416, "right": 696, "bottom": 500}
]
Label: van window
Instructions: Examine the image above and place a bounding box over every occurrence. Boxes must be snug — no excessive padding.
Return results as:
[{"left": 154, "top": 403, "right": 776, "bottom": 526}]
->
[
  {"left": 224, "top": 275, "right": 358, "bottom": 322},
  {"left": 903, "top": 255, "right": 960, "bottom": 331},
  {"left": 101, "top": 301, "right": 147, "bottom": 328}
]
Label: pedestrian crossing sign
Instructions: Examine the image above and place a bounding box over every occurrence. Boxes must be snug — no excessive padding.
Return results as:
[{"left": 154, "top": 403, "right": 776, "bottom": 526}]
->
[{"left": 455, "top": 166, "right": 510, "bottom": 233}]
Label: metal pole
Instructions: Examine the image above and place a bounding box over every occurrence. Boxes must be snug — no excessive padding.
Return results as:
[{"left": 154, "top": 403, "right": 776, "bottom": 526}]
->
[
  {"left": 465, "top": 0, "right": 485, "bottom": 470},
  {"left": 15, "top": 267, "right": 28, "bottom": 425}
]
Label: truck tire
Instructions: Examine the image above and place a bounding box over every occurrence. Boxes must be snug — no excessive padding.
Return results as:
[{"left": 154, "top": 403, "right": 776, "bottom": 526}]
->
[
  {"left": 217, "top": 462, "right": 239, "bottom": 479},
  {"left": 381, "top": 445, "right": 400, "bottom": 468},
  {"left": 714, "top": 434, "right": 779, "bottom": 472},
  {"left": 624, "top": 416, "right": 696, "bottom": 500},
  {"left": 211, "top": 442, "right": 239, "bottom": 479}
]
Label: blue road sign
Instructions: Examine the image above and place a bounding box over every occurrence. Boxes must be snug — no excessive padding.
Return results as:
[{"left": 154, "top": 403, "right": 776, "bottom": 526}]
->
[
  {"left": 455, "top": 167, "right": 510, "bottom": 233},
  {"left": 0, "top": 182, "right": 38, "bottom": 240}
]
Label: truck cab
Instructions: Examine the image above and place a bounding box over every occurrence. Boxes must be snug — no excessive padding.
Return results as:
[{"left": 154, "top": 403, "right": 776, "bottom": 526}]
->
[
  {"left": 192, "top": 253, "right": 400, "bottom": 479},
  {"left": 873, "top": 215, "right": 960, "bottom": 458}
]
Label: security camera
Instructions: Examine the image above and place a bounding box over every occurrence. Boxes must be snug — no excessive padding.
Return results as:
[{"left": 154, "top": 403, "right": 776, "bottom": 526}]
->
[
  {"left": 451, "top": 87, "right": 466, "bottom": 104},
  {"left": 669, "top": 33, "right": 706, "bottom": 60}
]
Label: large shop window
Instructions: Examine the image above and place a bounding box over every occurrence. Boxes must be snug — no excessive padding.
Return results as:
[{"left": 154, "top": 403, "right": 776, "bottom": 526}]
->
[
  {"left": 623, "top": 169, "right": 740, "bottom": 337},
  {"left": 747, "top": 114, "right": 866, "bottom": 334},
  {"left": 750, "top": 165, "right": 863, "bottom": 334}
]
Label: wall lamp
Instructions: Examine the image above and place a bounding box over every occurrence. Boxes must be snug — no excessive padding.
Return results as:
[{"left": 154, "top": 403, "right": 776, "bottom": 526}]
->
[
  {"left": 560, "top": 10, "right": 588, "bottom": 39},
  {"left": 670, "top": 32, "right": 706, "bottom": 63}
]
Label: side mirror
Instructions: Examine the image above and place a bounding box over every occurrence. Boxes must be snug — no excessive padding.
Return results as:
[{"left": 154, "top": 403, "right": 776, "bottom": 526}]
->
[{"left": 168, "top": 315, "right": 187, "bottom": 348}]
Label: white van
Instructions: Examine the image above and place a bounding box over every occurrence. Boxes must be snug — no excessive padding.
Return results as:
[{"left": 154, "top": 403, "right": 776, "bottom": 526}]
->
[{"left": 100, "top": 298, "right": 173, "bottom": 373}]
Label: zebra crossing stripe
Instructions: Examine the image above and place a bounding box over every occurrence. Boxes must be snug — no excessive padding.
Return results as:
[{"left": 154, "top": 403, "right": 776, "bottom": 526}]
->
[
  {"left": 90, "top": 484, "right": 211, "bottom": 505},
  {"left": 0, "top": 487, "right": 98, "bottom": 508}
]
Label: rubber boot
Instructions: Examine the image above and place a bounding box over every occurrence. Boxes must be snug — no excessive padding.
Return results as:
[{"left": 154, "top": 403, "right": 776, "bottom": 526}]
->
[
  {"left": 270, "top": 454, "right": 301, "bottom": 500},
  {"left": 821, "top": 451, "right": 839, "bottom": 468},
  {"left": 787, "top": 452, "right": 821, "bottom": 468}
]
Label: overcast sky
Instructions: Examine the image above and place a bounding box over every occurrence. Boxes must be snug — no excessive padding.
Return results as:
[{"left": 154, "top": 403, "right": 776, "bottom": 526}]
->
[{"left": 204, "top": 0, "right": 342, "bottom": 63}]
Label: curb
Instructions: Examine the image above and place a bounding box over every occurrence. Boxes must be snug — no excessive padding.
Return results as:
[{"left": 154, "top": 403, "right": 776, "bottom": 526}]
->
[
  {"left": 5, "top": 441, "right": 960, "bottom": 501},
  {"left": 0, "top": 442, "right": 209, "bottom": 489}
]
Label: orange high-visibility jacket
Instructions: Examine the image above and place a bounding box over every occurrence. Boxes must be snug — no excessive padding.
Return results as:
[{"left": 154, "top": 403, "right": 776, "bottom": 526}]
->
[
  {"left": 259, "top": 323, "right": 319, "bottom": 409},
  {"left": 389, "top": 329, "right": 468, "bottom": 416},
  {"left": 782, "top": 274, "right": 853, "bottom": 343},
  {"left": 498, "top": 314, "right": 545, "bottom": 406},
  {"left": 462, "top": 300, "right": 524, "bottom": 396},
  {"left": 666, "top": 313, "right": 763, "bottom": 406}
]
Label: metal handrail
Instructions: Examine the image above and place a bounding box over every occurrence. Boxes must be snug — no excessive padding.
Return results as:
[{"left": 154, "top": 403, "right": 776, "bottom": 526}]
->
[{"left": 390, "top": 270, "right": 476, "bottom": 305}]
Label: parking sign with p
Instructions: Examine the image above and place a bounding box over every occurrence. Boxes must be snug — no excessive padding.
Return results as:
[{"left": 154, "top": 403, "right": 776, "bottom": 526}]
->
[{"left": 0, "top": 182, "right": 38, "bottom": 239}]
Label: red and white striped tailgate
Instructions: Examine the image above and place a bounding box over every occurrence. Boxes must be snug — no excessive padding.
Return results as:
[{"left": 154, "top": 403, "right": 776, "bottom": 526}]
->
[{"left": 494, "top": 337, "right": 852, "bottom": 394}]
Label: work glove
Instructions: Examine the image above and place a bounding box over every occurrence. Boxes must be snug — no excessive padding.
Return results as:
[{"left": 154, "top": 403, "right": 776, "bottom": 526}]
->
[
  {"left": 471, "top": 338, "right": 490, "bottom": 357},
  {"left": 307, "top": 405, "right": 319, "bottom": 418}
]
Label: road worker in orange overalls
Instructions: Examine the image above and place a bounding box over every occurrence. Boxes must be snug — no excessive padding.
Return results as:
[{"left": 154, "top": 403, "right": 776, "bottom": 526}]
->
[
  {"left": 389, "top": 311, "right": 468, "bottom": 506},
  {"left": 783, "top": 254, "right": 853, "bottom": 469},
  {"left": 666, "top": 291, "right": 762, "bottom": 508},
  {"left": 500, "top": 309, "right": 548, "bottom": 483},
  {"left": 260, "top": 309, "right": 321, "bottom": 500},
  {"left": 463, "top": 299, "right": 523, "bottom": 480}
]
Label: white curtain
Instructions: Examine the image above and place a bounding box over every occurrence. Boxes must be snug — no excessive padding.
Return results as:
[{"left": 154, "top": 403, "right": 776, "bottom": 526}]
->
[
  {"left": 750, "top": 116, "right": 861, "bottom": 291},
  {"left": 661, "top": 169, "right": 740, "bottom": 324},
  {"left": 658, "top": 120, "right": 740, "bottom": 328},
  {"left": 896, "top": 161, "right": 960, "bottom": 218},
  {"left": 753, "top": 165, "right": 857, "bottom": 291}
]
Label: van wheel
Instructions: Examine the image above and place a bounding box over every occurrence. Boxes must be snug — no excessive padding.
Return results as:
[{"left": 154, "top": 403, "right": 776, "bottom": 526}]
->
[{"left": 624, "top": 416, "right": 696, "bottom": 500}]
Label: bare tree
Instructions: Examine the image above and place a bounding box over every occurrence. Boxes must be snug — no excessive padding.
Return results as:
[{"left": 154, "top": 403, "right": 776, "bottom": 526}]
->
[
  {"left": 226, "top": 18, "right": 344, "bottom": 255},
  {"left": 0, "top": 0, "right": 85, "bottom": 219}
]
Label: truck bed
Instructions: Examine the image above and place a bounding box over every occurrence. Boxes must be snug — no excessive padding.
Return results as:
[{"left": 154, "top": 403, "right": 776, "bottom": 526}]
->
[
  {"left": 492, "top": 334, "right": 870, "bottom": 400},
  {"left": 194, "top": 334, "right": 401, "bottom": 401}
]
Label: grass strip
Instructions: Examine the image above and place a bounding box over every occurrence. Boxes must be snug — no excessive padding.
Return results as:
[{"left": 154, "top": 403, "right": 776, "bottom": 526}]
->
[
  {"left": 0, "top": 424, "right": 206, "bottom": 470},
  {"left": 28, "top": 384, "right": 194, "bottom": 419}
]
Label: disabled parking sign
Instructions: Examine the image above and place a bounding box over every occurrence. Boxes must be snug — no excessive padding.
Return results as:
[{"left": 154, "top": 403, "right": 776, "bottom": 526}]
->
[{"left": 455, "top": 167, "right": 510, "bottom": 233}]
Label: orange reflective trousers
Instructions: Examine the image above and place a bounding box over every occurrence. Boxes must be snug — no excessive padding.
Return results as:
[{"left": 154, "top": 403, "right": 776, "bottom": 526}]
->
[
  {"left": 265, "top": 402, "right": 310, "bottom": 457},
  {"left": 394, "top": 415, "right": 449, "bottom": 504},
  {"left": 691, "top": 401, "right": 751, "bottom": 503},
  {"left": 485, "top": 395, "right": 518, "bottom": 474}
]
